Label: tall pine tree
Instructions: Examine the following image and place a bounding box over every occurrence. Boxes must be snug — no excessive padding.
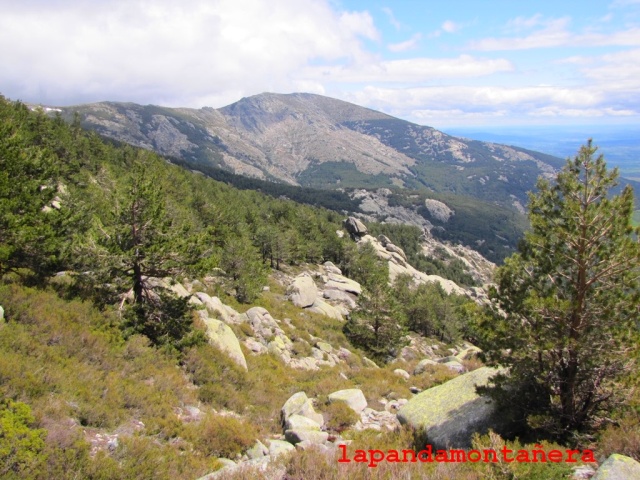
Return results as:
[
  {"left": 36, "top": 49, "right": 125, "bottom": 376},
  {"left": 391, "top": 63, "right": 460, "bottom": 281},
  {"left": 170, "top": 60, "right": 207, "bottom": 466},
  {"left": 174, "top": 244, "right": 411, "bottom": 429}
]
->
[{"left": 477, "top": 140, "right": 640, "bottom": 437}]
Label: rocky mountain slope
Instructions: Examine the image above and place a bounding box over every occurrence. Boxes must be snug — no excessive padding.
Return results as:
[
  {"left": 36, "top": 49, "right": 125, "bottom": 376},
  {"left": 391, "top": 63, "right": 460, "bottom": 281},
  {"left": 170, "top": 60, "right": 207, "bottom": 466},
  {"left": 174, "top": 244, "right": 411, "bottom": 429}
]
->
[{"left": 58, "top": 92, "right": 565, "bottom": 213}]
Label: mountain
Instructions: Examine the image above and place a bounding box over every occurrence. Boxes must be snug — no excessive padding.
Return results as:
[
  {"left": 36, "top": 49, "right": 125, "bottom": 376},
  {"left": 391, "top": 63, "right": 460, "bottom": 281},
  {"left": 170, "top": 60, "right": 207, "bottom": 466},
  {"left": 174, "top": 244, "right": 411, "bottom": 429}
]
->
[{"left": 59, "top": 92, "right": 565, "bottom": 214}]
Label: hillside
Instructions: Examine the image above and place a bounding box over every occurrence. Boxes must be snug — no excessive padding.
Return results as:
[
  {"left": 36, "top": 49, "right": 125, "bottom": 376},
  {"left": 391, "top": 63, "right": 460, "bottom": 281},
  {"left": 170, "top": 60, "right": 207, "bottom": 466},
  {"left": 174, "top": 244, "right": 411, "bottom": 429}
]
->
[
  {"left": 3, "top": 97, "right": 638, "bottom": 480},
  {"left": 0, "top": 95, "right": 504, "bottom": 479}
]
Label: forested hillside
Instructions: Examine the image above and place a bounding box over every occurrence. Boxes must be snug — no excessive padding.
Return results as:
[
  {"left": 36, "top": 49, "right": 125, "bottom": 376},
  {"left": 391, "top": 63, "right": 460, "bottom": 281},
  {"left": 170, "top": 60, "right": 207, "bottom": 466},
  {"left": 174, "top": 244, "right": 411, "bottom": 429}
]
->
[{"left": 2, "top": 97, "right": 639, "bottom": 480}]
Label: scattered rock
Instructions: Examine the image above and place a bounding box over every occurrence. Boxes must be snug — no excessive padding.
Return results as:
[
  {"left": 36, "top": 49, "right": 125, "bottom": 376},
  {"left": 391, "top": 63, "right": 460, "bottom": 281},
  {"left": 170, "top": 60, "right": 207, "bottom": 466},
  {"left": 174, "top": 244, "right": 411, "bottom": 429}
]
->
[
  {"left": 322, "top": 289, "right": 357, "bottom": 309},
  {"left": 285, "top": 414, "right": 323, "bottom": 431},
  {"left": 573, "top": 464, "right": 597, "bottom": 479},
  {"left": 281, "top": 392, "right": 324, "bottom": 427},
  {"left": 285, "top": 429, "right": 329, "bottom": 445},
  {"left": 413, "top": 359, "right": 439, "bottom": 375},
  {"left": 354, "top": 408, "right": 401, "bottom": 432},
  {"left": 244, "top": 338, "right": 268, "bottom": 354},
  {"left": 362, "top": 357, "right": 379, "bottom": 369},
  {"left": 316, "top": 342, "right": 333, "bottom": 354},
  {"left": 328, "top": 389, "right": 368, "bottom": 414},
  {"left": 244, "top": 307, "right": 285, "bottom": 342},
  {"left": 424, "top": 199, "right": 454, "bottom": 222},
  {"left": 246, "top": 440, "right": 269, "bottom": 460},
  {"left": 268, "top": 439, "right": 296, "bottom": 458},
  {"left": 195, "top": 292, "right": 239, "bottom": 323},
  {"left": 324, "top": 274, "right": 362, "bottom": 296}
]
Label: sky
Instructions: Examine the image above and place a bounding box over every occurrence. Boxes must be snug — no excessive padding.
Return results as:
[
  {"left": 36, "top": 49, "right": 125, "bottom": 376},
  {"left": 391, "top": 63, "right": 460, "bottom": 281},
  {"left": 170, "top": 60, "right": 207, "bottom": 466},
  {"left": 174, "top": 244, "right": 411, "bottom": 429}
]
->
[{"left": 2, "top": 0, "right": 640, "bottom": 129}]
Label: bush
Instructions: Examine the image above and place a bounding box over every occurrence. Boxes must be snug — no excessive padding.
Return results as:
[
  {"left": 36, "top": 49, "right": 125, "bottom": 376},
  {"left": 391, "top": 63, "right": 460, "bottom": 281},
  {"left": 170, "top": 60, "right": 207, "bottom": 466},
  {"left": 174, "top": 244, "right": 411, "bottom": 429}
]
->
[
  {"left": 187, "top": 414, "right": 257, "bottom": 459},
  {"left": 0, "top": 400, "right": 47, "bottom": 478},
  {"left": 321, "top": 400, "right": 360, "bottom": 433}
]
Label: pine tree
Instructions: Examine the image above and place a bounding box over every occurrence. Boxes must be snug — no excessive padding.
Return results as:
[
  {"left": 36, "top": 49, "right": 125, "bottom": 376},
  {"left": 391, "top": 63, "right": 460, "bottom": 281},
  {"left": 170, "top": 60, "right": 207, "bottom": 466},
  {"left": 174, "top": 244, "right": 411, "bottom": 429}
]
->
[
  {"left": 343, "top": 243, "right": 408, "bottom": 361},
  {"left": 76, "top": 153, "right": 199, "bottom": 346},
  {"left": 477, "top": 140, "right": 640, "bottom": 437},
  {"left": 0, "top": 99, "right": 64, "bottom": 279}
]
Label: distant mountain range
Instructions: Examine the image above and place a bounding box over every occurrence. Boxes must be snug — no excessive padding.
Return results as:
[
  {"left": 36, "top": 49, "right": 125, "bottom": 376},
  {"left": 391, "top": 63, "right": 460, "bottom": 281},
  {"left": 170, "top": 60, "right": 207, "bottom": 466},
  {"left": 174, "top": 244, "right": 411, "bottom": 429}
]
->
[
  {"left": 58, "top": 92, "right": 567, "bottom": 214},
  {"left": 445, "top": 125, "right": 640, "bottom": 181}
]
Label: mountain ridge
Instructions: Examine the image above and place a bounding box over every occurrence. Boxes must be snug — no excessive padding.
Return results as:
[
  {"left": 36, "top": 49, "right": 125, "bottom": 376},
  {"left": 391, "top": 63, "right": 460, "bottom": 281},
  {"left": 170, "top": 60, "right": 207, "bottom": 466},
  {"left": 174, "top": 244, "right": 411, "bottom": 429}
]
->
[{"left": 57, "top": 92, "right": 566, "bottom": 213}]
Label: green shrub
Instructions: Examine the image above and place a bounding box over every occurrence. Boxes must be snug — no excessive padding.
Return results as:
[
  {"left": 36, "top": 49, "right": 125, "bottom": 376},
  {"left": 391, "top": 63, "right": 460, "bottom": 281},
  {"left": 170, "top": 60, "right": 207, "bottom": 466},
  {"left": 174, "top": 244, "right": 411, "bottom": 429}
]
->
[
  {"left": 0, "top": 400, "right": 47, "bottom": 478},
  {"left": 187, "top": 414, "right": 257, "bottom": 459},
  {"left": 322, "top": 400, "right": 360, "bottom": 433}
]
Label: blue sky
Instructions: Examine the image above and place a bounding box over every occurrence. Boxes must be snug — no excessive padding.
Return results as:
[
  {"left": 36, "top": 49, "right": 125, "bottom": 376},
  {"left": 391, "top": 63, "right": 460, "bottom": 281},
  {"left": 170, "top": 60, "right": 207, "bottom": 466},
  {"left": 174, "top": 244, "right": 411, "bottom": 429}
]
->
[{"left": 2, "top": 0, "right": 640, "bottom": 128}]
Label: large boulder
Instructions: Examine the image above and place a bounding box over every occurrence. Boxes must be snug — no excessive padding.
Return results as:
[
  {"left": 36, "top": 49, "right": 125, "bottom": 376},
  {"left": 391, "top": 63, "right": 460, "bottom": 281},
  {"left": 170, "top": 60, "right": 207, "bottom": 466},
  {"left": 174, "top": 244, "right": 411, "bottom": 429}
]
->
[
  {"left": 343, "top": 217, "right": 368, "bottom": 237},
  {"left": 328, "top": 389, "right": 368, "bottom": 414},
  {"left": 308, "top": 299, "right": 343, "bottom": 320},
  {"left": 324, "top": 274, "right": 362, "bottom": 296},
  {"left": 281, "top": 392, "right": 324, "bottom": 427},
  {"left": 593, "top": 454, "right": 640, "bottom": 480},
  {"left": 287, "top": 274, "right": 318, "bottom": 308},
  {"left": 396, "top": 366, "right": 503, "bottom": 448},
  {"left": 201, "top": 315, "right": 247, "bottom": 371}
]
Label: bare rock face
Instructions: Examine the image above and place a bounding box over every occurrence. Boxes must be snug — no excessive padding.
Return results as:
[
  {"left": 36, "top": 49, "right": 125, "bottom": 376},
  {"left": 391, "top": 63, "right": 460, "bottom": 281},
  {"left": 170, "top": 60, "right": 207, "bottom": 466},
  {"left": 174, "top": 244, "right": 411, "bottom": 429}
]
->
[
  {"left": 424, "top": 199, "right": 454, "bottom": 222},
  {"left": 343, "top": 217, "right": 368, "bottom": 237}
]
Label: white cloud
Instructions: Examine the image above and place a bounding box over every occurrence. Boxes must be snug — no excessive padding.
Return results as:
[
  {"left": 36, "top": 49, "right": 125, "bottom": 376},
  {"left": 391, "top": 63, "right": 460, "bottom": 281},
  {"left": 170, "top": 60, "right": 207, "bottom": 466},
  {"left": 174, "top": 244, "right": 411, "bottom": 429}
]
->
[
  {"left": 388, "top": 33, "right": 422, "bottom": 52},
  {"left": 471, "top": 17, "right": 572, "bottom": 50},
  {"left": 441, "top": 20, "right": 460, "bottom": 33},
  {"left": 471, "top": 14, "right": 640, "bottom": 50},
  {"left": 0, "top": 0, "right": 379, "bottom": 106},
  {"left": 428, "top": 19, "right": 463, "bottom": 38},
  {"left": 300, "top": 55, "right": 513, "bottom": 83},
  {"left": 337, "top": 83, "right": 640, "bottom": 127},
  {"left": 504, "top": 14, "right": 545, "bottom": 32},
  {"left": 382, "top": 7, "right": 402, "bottom": 30}
]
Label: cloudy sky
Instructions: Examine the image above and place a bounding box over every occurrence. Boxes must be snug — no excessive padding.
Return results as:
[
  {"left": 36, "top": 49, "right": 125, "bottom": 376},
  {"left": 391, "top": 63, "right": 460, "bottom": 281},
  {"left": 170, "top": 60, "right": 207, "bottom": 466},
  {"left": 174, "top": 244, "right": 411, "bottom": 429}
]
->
[{"left": 2, "top": 0, "right": 640, "bottom": 128}]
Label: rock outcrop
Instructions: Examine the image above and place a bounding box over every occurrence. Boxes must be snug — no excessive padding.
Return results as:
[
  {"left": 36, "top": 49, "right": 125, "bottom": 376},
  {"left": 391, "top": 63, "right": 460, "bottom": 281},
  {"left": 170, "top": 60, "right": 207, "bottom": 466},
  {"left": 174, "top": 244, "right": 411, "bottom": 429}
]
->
[
  {"left": 284, "top": 264, "right": 362, "bottom": 320},
  {"left": 397, "top": 366, "right": 504, "bottom": 448},
  {"left": 343, "top": 217, "right": 368, "bottom": 238}
]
